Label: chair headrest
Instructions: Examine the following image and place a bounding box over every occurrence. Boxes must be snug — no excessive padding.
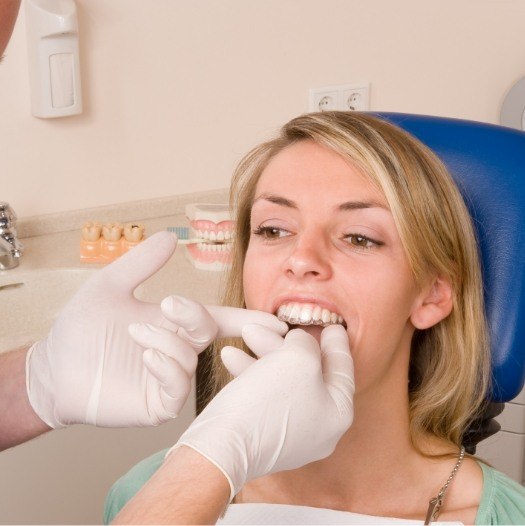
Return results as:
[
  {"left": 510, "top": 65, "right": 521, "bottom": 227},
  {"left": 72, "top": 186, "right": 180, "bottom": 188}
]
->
[{"left": 376, "top": 113, "right": 525, "bottom": 402}]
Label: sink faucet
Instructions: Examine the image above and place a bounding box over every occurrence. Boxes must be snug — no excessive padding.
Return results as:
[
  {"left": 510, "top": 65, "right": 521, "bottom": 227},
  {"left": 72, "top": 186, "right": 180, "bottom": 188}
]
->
[{"left": 0, "top": 202, "right": 23, "bottom": 270}]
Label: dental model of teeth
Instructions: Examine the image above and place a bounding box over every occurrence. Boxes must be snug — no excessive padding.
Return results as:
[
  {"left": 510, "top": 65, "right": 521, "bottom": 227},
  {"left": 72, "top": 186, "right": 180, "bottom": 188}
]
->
[
  {"left": 277, "top": 302, "right": 345, "bottom": 327},
  {"left": 184, "top": 203, "right": 235, "bottom": 271},
  {"left": 80, "top": 222, "right": 145, "bottom": 263}
]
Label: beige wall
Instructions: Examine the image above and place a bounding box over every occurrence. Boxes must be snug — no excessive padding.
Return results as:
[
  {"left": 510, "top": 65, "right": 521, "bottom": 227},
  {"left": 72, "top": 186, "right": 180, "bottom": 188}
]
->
[{"left": 1, "top": 0, "right": 525, "bottom": 218}]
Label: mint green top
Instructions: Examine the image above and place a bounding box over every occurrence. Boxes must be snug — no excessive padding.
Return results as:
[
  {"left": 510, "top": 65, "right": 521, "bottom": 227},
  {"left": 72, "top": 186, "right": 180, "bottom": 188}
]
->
[{"left": 104, "top": 449, "right": 525, "bottom": 525}]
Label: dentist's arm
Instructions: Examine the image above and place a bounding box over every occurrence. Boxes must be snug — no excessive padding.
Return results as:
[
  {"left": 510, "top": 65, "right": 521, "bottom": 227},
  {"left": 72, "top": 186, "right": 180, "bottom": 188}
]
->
[
  {"left": 0, "top": 347, "right": 50, "bottom": 451},
  {"left": 114, "top": 445, "right": 231, "bottom": 525},
  {"left": 113, "top": 325, "right": 354, "bottom": 524}
]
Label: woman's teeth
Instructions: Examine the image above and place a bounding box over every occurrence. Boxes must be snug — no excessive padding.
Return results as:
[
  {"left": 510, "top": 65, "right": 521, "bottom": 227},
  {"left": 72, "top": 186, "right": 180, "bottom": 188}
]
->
[
  {"left": 276, "top": 302, "right": 345, "bottom": 327},
  {"left": 194, "top": 229, "right": 234, "bottom": 241}
]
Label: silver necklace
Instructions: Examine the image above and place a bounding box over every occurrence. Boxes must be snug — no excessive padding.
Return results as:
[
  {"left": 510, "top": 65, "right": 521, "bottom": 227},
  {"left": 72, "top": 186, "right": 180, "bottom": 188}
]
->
[{"left": 424, "top": 446, "right": 466, "bottom": 525}]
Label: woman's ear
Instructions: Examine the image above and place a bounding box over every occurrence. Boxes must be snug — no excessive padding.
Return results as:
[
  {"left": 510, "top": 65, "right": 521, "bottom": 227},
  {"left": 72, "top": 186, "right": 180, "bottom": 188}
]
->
[{"left": 410, "top": 276, "right": 454, "bottom": 330}]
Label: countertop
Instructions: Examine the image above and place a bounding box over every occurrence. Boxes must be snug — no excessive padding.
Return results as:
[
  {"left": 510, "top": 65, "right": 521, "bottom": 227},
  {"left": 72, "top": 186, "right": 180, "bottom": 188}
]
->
[{"left": 0, "top": 190, "right": 229, "bottom": 352}]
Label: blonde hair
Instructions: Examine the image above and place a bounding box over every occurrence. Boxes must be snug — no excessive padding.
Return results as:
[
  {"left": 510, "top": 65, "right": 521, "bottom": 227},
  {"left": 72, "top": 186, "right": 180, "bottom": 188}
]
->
[{"left": 202, "top": 111, "right": 491, "bottom": 453}]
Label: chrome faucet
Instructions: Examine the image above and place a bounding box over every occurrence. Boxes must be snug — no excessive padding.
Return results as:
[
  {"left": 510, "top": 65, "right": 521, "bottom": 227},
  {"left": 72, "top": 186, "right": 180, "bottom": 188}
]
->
[{"left": 0, "top": 202, "right": 23, "bottom": 270}]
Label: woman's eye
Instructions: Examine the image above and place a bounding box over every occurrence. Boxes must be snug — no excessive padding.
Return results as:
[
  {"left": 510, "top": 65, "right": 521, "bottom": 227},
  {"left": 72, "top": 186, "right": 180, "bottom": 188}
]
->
[
  {"left": 252, "top": 225, "right": 290, "bottom": 239},
  {"left": 343, "top": 233, "right": 382, "bottom": 250}
]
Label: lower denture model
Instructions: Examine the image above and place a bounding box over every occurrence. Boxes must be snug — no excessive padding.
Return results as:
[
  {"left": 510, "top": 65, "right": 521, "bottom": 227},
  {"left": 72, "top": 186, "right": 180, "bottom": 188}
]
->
[
  {"left": 80, "top": 222, "right": 145, "bottom": 263},
  {"left": 184, "top": 203, "right": 234, "bottom": 271}
]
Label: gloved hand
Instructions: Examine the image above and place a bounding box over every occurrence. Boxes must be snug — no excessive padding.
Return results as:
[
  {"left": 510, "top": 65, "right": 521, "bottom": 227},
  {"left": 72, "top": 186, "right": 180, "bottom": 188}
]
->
[
  {"left": 25, "top": 232, "right": 287, "bottom": 429},
  {"left": 172, "top": 324, "right": 355, "bottom": 501}
]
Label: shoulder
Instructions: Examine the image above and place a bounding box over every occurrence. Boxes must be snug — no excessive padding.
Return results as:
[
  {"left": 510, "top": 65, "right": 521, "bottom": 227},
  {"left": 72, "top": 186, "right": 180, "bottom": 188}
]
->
[
  {"left": 103, "top": 448, "right": 168, "bottom": 524},
  {"left": 475, "top": 461, "right": 525, "bottom": 525}
]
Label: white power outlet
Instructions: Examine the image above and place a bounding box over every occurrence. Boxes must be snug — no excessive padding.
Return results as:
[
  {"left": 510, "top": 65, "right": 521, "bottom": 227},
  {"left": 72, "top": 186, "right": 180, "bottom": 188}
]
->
[
  {"left": 309, "top": 83, "right": 370, "bottom": 112},
  {"left": 342, "top": 85, "right": 370, "bottom": 111},
  {"left": 309, "top": 88, "right": 340, "bottom": 112}
]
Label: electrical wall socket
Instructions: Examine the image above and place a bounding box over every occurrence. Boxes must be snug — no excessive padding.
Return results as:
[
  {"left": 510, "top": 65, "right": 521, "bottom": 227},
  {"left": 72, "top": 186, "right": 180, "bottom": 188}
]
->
[{"left": 309, "top": 83, "right": 370, "bottom": 112}]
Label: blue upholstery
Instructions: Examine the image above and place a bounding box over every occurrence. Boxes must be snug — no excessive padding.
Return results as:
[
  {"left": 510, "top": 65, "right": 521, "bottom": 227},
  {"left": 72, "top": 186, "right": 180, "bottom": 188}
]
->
[{"left": 375, "top": 113, "right": 525, "bottom": 402}]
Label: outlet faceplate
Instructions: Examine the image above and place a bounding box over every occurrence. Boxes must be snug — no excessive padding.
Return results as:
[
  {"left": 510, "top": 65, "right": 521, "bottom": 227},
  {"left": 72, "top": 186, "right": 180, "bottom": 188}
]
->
[{"left": 309, "top": 83, "right": 370, "bottom": 112}]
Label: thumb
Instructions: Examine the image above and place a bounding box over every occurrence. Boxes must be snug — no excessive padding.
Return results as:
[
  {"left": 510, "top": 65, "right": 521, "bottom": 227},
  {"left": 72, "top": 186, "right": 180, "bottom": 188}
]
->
[
  {"left": 98, "top": 231, "right": 177, "bottom": 293},
  {"left": 221, "top": 346, "right": 256, "bottom": 378},
  {"left": 320, "top": 325, "right": 355, "bottom": 415},
  {"left": 241, "top": 324, "right": 285, "bottom": 358}
]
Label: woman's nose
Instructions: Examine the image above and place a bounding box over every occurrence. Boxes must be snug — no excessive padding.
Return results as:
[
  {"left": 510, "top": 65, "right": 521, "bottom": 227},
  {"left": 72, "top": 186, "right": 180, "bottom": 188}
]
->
[{"left": 283, "top": 232, "right": 332, "bottom": 281}]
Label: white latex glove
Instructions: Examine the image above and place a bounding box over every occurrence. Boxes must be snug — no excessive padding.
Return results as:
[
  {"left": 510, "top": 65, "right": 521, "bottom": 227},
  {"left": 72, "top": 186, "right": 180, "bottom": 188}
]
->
[
  {"left": 26, "top": 232, "right": 287, "bottom": 429},
  {"left": 173, "top": 324, "right": 355, "bottom": 501}
]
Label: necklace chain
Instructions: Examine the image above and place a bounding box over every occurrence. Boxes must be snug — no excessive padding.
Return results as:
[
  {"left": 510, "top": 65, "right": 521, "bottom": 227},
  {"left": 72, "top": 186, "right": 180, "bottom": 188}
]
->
[{"left": 424, "top": 446, "right": 465, "bottom": 525}]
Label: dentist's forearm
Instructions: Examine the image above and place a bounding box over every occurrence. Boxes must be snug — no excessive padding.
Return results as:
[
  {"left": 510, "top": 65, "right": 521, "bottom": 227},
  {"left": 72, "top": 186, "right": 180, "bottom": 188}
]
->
[
  {"left": 112, "top": 445, "right": 231, "bottom": 525},
  {"left": 0, "top": 347, "right": 51, "bottom": 451}
]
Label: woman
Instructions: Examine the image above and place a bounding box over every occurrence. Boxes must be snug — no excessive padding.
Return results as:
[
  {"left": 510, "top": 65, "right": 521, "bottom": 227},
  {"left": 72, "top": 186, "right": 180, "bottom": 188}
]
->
[{"left": 106, "top": 112, "right": 525, "bottom": 524}]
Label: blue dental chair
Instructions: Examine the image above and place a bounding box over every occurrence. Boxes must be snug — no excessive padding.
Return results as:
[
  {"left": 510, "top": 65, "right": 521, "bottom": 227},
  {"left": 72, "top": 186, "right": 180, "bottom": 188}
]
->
[{"left": 376, "top": 112, "right": 525, "bottom": 405}]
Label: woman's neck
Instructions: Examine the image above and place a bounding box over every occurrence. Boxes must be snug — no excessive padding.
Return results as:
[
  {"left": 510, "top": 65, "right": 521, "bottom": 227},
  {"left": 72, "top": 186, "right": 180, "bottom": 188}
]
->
[
  {"left": 284, "top": 378, "right": 425, "bottom": 510},
  {"left": 236, "top": 370, "right": 467, "bottom": 519}
]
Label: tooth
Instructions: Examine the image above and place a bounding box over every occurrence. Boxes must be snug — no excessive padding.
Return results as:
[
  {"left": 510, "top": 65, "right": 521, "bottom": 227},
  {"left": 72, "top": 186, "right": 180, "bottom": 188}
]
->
[
  {"left": 275, "top": 301, "right": 346, "bottom": 328},
  {"left": 124, "top": 223, "right": 144, "bottom": 242},
  {"left": 82, "top": 222, "right": 101, "bottom": 242},
  {"left": 217, "top": 231, "right": 225, "bottom": 241},
  {"left": 210, "top": 231, "right": 217, "bottom": 241},
  {"left": 225, "top": 231, "right": 231, "bottom": 240},
  {"left": 299, "top": 305, "right": 313, "bottom": 324},
  {"left": 102, "top": 223, "right": 123, "bottom": 242},
  {"left": 289, "top": 304, "right": 301, "bottom": 324}
]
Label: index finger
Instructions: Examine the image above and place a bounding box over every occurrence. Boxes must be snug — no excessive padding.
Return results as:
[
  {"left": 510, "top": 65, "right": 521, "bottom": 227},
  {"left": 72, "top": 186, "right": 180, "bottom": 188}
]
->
[
  {"left": 161, "top": 295, "right": 218, "bottom": 352},
  {"left": 205, "top": 306, "right": 288, "bottom": 338}
]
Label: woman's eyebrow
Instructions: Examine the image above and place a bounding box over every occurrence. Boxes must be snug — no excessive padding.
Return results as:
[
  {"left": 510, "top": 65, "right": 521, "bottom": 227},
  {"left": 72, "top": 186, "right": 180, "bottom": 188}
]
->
[
  {"left": 338, "top": 200, "right": 389, "bottom": 211},
  {"left": 253, "top": 193, "right": 297, "bottom": 209},
  {"left": 253, "top": 193, "right": 388, "bottom": 212}
]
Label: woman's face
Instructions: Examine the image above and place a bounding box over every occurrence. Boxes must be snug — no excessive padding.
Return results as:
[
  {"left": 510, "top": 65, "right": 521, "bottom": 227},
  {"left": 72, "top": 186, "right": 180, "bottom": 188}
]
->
[{"left": 243, "top": 140, "right": 427, "bottom": 393}]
